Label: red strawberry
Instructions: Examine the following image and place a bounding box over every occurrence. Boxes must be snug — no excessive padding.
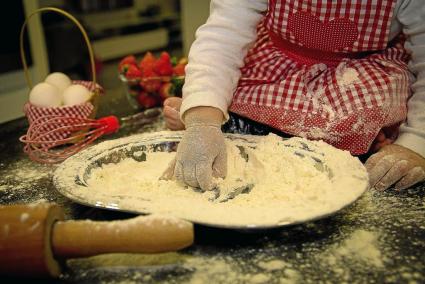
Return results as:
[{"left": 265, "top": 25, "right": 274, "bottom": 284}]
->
[
  {"left": 119, "top": 63, "right": 132, "bottom": 75},
  {"left": 154, "top": 52, "right": 173, "bottom": 76},
  {"left": 159, "top": 82, "right": 173, "bottom": 100},
  {"left": 121, "top": 55, "right": 137, "bottom": 65},
  {"left": 140, "top": 78, "right": 161, "bottom": 93},
  {"left": 173, "top": 63, "right": 185, "bottom": 76},
  {"left": 139, "top": 52, "right": 156, "bottom": 75},
  {"left": 141, "top": 68, "right": 157, "bottom": 78},
  {"left": 118, "top": 55, "right": 137, "bottom": 74},
  {"left": 125, "top": 64, "right": 142, "bottom": 80},
  {"left": 137, "top": 92, "right": 159, "bottom": 109},
  {"left": 160, "top": 51, "right": 171, "bottom": 62}
]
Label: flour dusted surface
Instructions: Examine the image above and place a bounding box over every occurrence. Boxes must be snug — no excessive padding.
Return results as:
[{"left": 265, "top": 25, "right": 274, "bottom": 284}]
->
[{"left": 75, "top": 134, "right": 368, "bottom": 227}]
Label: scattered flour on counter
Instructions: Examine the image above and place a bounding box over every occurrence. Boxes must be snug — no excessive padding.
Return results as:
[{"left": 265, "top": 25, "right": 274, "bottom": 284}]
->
[
  {"left": 0, "top": 159, "right": 51, "bottom": 186},
  {"left": 183, "top": 256, "right": 239, "bottom": 284},
  {"left": 282, "top": 269, "right": 300, "bottom": 282},
  {"left": 337, "top": 229, "right": 384, "bottom": 267},
  {"left": 182, "top": 254, "right": 300, "bottom": 284},
  {"left": 183, "top": 255, "right": 264, "bottom": 284},
  {"left": 320, "top": 229, "right": 384, "bottom": 272},
  {"left": 0, "top": 158, "right": 54, "bottom": 204},
  {"left": 0, "top": 158, "right": 52, "bottom": 198},
  {"left": 57, "top": 133, "right": 369, "bottom": 227},
  {"left": 67, "top": 251, "right": 301, "bottom": 284},
  {"left": 250, "top": 273, "right": 270, "bottom": 283},
  {"left": 257, "top": 259, "right": 288, "bottom": 271}
]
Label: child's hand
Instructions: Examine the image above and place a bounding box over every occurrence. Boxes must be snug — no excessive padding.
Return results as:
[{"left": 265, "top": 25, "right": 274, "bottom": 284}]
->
[
  {"left": 365, "top": 144, "right": 425, "bottom": 191},
  {"left": 370, "top": 126, "right": 400, "bottom": 152},
  {"left": 370, "top": 130, "right": 395, "bottom": 152},
  {"left": 161, "top": 106, "right": 227, "bottom": 191},
  {"left": 163, "top": 97, "right": 185, "bottom": 130}
]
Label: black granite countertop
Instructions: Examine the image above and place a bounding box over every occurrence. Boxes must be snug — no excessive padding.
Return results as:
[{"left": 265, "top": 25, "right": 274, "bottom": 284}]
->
[{"left": 0, "top": 99, "right": 424, "bottom": 284}]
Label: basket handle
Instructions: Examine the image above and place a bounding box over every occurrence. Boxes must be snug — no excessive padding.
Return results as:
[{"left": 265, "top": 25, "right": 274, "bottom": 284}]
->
[{"left": 20, "top": 7, "right": 97, "bottom": 94}]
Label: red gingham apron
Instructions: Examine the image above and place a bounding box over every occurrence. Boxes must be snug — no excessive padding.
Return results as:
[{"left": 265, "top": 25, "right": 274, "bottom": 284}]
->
[{"left": 230, "top": 0, "right": 411, "bottom": 154}]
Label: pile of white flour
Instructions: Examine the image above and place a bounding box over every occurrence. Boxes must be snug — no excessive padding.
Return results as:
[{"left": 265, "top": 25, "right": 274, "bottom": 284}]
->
[{"left": 63, "top": 133, "right": 369, "bottom": 227}]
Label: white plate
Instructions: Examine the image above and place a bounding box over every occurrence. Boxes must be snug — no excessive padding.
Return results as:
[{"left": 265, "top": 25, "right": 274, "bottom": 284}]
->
[{"left": 53, "top": 131, "right": 369, "bottom": 230}]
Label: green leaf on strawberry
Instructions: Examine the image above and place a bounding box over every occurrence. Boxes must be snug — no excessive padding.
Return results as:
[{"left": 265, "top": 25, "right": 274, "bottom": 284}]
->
[
  {"left": 171, "top": 76, "right": 184, "bottom": 97},
  {"left": 171, "top": 56, "right": 178, "bottom": 66}
]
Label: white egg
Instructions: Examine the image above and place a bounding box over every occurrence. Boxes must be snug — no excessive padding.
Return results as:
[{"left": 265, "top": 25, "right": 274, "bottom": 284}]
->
[
  {"left": 29, "top": 82, "right": 62, "bottom": 107},
  {"left": 62, "top": 84, "right": 92, "bottom": 106},
  {"left": 45, "top": 72, "right": 72, "bottom": 94}
]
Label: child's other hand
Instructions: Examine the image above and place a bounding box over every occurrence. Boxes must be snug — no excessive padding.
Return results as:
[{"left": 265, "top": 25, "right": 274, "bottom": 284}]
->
[
  {"left": 370, "top": 127, "right": 399, "bottom": 152},
  {"left": 163, "top": 97, "right": 185, "bottom": 130},
  {"left": 365, "top": 144, "right": 425, "bottom": 191}
]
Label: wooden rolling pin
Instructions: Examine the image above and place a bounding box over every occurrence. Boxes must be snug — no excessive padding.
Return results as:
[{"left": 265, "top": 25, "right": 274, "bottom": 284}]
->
[{"left": 0, "top": 203, "right": 194, "bottom": 278}]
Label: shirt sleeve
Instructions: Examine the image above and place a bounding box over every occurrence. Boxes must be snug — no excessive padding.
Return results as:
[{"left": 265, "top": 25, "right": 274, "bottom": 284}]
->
[
  {"left": 180, "top": 0, "right": 267, "bottom": 122},
  {"left": 393, "top": 0, "right": 425, "bottom": 158}
]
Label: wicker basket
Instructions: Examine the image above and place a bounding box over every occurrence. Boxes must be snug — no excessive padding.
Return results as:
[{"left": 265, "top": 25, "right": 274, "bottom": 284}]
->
[{"left": 20, "top": 7, "right": 103, "bottom": 142}]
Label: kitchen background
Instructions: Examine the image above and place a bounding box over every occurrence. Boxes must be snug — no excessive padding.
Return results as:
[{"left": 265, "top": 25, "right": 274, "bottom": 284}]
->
[{"left": 0, "top": 0, "right": 209, "bottom": 123}]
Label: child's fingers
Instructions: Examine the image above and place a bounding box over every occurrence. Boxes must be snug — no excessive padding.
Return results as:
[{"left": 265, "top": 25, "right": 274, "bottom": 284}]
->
[
  {"left": 164, "top": 105, "right": 180, "bottom": 118},
  {"left": 164, "top": 106, "right": 185, "bottom": 130},
  {"left": 394, "top": 167, "right": 425, "bottom": 190},
  {"left": 364, "top": 151, "right": 386, "bottom": 172},
  {"left": 160, "top": 158, "right": 177, "bottom": 180},
  {"left": 368, "top": 155, "right": 397, "bottom": 188},
  {"left": 163, "top": 97, "right": 183, "bottom": 111},
  {"left": 166, "top": 120, "right": 179, "bottom": 130},
  {"left": 166, "top": 119, "right": 185, "bottom": 131}
]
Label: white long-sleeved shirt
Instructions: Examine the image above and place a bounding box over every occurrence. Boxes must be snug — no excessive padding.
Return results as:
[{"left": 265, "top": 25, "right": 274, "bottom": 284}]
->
[{"left": 181, "top": 0, "right": 425, "bottom": 157}]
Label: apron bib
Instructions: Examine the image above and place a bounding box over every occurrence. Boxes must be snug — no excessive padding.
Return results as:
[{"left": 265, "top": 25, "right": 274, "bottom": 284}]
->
[{"left": 230, "top": 0, "right": 411, "bottom": 154}]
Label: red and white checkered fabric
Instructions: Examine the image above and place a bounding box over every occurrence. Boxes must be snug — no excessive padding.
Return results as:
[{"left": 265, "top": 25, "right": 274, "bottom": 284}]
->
[
  {"left": 266, "top": 0, "right": 396, "bottom": 52},
  {"left": 230, "top": 0, "right": 411, "bottom": 154},
  {"left": 24, "top": 80, "right": 104, "bottom": 142}
]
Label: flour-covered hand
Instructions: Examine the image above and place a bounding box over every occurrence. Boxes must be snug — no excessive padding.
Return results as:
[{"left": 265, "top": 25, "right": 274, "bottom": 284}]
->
[
  {"left": 365, "top": 144, "right": 425, "bottom": 191},
  {"left": 161, "top": 106, "right": 227, "bottom": 191}
]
